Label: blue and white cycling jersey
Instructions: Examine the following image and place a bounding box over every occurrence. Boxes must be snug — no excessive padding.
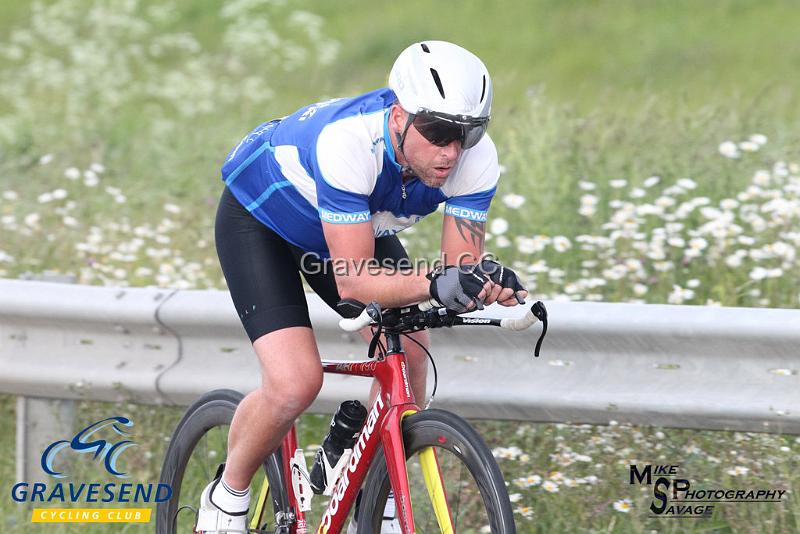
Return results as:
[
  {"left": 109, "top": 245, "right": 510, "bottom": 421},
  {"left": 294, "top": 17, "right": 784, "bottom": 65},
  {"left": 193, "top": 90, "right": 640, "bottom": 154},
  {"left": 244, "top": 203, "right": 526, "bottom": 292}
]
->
[{"left": 220, "top": 88, "right": 499, "bottom": 259}]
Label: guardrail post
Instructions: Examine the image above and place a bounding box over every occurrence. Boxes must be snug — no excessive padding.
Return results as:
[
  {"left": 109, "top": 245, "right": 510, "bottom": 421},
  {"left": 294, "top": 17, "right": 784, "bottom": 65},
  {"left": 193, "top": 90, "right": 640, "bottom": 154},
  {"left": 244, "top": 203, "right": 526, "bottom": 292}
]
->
[
  {"left": 14, "top": 272, "right": 77, "bottom": 485},
  {"left": 16, "top": 396, "right": 76, "bottom": 485}
]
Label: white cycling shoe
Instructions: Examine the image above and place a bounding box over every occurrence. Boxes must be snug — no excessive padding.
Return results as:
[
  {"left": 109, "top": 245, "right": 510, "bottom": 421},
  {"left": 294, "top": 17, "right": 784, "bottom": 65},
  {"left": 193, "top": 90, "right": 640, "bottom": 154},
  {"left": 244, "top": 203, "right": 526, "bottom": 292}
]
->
[
  {"left": 347, "top": 492, "right": 401, "bottom": 534},
  {"left": 195, "top": 479, "right": 248, "bottom": 534}
]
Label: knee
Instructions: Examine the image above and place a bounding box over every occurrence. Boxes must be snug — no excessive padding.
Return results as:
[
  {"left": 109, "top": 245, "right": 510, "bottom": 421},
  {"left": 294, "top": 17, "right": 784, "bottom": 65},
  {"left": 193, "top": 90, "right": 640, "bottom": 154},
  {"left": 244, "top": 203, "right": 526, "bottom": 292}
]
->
[
  {"left": 404, "top": 334, "right": 430, "bottom": 375},
  {"left": 261, "top": 366, "right": 323, "bottom": 421}
]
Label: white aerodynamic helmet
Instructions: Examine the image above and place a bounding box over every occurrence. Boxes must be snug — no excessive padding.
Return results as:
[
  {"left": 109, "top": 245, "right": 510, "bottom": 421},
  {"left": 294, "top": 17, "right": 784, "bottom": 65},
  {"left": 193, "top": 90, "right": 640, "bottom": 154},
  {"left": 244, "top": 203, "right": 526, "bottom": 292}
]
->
[
  {"left": 389, "top": 41, "right": 492, "bottom": 150},
  {"left": 389, "top": 40, "right": 492, "bottom": 119}
]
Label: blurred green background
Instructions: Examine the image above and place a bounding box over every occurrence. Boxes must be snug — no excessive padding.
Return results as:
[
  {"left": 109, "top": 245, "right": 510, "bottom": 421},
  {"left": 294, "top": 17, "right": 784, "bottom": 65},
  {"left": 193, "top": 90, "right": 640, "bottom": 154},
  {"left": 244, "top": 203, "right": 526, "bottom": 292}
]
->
[
  {"left": 1, "top": 1, "right": 799, "bottom": 532},
  {"left": 1, "top": 0, "right": 798, "bottom": 307},
  {"left": 5, "top": 0, "right": 799, "bottom": 122}
]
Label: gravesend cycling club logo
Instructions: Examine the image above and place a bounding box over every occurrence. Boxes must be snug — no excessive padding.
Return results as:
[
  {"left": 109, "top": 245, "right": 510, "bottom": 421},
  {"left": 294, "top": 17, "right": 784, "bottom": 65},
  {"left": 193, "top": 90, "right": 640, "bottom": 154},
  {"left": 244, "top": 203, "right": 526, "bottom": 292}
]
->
[
  {"left": 41, "top": 416, "right": 136, "bottom": 478},
  {"left": 11, "top": 416, "right": 172, "bottom": 524},
  {"left": 629, "top": 463, "right": 786, "bottom": 518}
]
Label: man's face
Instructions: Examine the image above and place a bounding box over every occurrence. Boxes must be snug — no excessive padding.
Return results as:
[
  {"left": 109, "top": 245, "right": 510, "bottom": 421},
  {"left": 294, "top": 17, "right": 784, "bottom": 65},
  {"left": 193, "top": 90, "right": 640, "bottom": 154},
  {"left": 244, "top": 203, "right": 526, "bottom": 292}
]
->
[{"left": 391, "top": 106, "right": 462, "bottom": 188}]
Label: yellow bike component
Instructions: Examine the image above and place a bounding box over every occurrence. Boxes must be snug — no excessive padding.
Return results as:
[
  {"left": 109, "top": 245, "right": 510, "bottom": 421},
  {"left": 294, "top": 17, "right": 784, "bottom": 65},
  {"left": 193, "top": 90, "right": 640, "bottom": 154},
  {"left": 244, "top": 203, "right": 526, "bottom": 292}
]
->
[
  {"left": 401, "top": 409, "right": 418, "bottom": 420},
  {"left": 419, "top": 446, "right": 454, "bottom": 533},
  {"left": 402, "top": 409, "right": 453, "bottom": 533},
  {"left": 250, "top": 471, "right": 271, "bottom": 531}
]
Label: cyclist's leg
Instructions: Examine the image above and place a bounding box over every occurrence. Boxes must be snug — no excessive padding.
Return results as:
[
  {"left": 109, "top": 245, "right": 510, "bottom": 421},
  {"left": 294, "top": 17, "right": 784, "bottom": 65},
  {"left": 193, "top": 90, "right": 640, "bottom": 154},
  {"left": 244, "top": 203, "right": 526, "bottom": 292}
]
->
[
  {"left": 361, "top": 328, "right": 428, "bottom": 402},
  {"left": 224, "top": 328, "right": 323, "bottom": 489},
  {"left": 215, "top": 187, "right": 323, "bottom": 494}
]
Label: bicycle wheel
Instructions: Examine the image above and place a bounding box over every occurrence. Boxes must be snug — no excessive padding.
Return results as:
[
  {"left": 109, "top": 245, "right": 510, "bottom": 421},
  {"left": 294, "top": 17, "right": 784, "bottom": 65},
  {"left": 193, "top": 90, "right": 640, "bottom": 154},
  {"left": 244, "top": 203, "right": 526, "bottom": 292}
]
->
[
  {"left": 156, "top": 389, "right": 288, "bottom": 534},
  {"left": 358, "top": 409, "right": 516, "bottom": 533}
]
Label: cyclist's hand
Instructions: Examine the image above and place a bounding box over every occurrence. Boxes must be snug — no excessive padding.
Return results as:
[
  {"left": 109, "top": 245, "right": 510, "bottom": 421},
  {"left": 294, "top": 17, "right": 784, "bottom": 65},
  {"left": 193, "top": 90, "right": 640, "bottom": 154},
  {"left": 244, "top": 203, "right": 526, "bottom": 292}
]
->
[
  {"left": 478, "top": 260, "right": 528, "bottom": 306},
  {"left": 427, "top": 264, "right": 491, "bottom": 313}
]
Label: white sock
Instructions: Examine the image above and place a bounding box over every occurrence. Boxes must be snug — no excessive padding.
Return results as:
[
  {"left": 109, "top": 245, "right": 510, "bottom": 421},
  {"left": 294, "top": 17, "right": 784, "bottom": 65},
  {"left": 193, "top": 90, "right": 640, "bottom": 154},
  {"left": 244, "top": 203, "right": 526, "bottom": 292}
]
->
[
  {"left": 210, "top": 475, "right": 251, "bottom": 514},
  {"left": 384, "top": 491, "right": 396, "bottom": 518}
]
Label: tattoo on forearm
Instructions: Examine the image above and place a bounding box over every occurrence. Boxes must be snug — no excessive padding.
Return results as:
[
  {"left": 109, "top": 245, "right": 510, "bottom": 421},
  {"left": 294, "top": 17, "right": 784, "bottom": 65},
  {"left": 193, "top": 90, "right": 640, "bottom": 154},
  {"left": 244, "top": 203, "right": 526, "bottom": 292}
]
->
[{"left": 454, "top": 218, "right": 485, "bottom": 251}]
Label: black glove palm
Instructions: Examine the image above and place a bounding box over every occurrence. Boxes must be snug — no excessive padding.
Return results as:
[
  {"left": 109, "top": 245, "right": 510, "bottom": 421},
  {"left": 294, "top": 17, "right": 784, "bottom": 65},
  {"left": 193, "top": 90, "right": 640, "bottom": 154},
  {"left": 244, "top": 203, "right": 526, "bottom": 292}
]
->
[{"left": 478, "top": 259, "right": 526, "bottom": 304}]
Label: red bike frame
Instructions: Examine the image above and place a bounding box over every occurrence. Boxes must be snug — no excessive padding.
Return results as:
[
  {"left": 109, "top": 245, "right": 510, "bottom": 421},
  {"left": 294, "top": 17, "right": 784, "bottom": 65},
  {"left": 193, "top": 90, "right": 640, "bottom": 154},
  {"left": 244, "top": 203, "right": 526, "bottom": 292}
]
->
[
  {"left": 245, "top": 300, "right": 545, "bottom": 533},
  {"left": 274, "top": 347, "right": 430, "bottom": 534}
]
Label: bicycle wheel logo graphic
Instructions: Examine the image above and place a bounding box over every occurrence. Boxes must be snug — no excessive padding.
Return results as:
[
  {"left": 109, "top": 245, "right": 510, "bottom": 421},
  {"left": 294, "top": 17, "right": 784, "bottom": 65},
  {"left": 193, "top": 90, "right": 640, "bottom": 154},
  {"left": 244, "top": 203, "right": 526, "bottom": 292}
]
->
[{"left": 40, "top": 416, "right": 136, "bottom": 479}]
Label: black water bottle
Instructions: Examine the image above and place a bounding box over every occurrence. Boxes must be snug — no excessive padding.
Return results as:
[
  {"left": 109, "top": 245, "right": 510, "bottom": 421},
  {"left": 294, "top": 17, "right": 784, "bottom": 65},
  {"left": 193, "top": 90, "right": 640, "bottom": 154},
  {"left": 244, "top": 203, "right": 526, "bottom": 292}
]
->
[{"left": 309, "top": 400, "right": 368, "bottom": 494}]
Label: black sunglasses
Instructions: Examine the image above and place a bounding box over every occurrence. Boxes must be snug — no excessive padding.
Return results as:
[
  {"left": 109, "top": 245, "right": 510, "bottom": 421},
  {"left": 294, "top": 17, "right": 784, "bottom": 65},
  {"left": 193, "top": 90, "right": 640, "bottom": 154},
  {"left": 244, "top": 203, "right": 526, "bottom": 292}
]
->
[{"left": 407, "top": 110, "right": 490, "bottom": 149}]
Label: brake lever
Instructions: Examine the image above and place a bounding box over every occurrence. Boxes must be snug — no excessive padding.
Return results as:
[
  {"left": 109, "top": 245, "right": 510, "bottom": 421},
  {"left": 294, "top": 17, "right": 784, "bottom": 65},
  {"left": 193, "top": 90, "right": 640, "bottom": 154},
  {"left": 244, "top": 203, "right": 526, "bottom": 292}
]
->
[
  {"left": 366, "top": 301, "right": 382, "bottom": 322},
  {"left": 531, "top": 301, "right": 548, "bottom": 357},
  {"left": 366, "top": 302, "right": 383, "bottom": 359}
]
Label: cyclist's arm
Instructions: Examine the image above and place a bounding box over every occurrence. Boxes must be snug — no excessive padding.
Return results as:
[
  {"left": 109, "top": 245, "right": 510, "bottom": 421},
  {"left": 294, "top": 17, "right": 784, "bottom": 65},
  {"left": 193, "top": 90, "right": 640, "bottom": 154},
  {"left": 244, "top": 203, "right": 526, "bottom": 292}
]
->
[
  {"left": 322, "top": 220, "right": 431, "bottom": 307},
  {"left": 440, "top": 214, "right": 526, "bottom": 306},
  {"left": 440, "top": 213, "right": 484, "bottom": 266}
]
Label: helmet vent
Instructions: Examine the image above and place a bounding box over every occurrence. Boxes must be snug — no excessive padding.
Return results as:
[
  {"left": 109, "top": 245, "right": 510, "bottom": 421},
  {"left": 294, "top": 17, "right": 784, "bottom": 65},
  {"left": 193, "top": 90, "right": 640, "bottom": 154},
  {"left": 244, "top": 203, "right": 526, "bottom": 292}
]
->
[
  {"left": 480, "top": 75, "right": 486, "bottom": 102},
  {"left": 420, "top": 43, "right": 430, "bottom": 53},
  {"left": 429, "top": 68, "right": 446, "bottom": 99}
]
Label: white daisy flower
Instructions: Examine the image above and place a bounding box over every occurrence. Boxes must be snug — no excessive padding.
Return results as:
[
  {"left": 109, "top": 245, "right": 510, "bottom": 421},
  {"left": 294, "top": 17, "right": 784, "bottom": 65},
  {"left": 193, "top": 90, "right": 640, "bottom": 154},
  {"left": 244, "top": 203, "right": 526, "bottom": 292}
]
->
[
  {"left": 501, "top": 194, "right": 525, "bottom": 209},
  {"left": 495, "top": 235, "right": 511, "bottom": 248},
  {"left": 630, "top": 187, "right": 646, "bottom": 198},
  {"left": 490, "top": 218, "right": 509, "bottom": 235},
  {"left": 643, "top": 176, "right": 660, "bottom": 188},
  {"left": 719, "top": 141, "right": 740, "bottom": 159},
  {"left": 752, "top": 170, "right": 771, "bottom": 187},
  {"left": 552, "top": 236, "right": 572, "bottom": 252},
  {"left": 613, "top": 499, "right": 632, "bottom": 513},
  {"left": 739, "top": 141, "right": 759, "bottom": 152},
  {"left": 542, "top": 481, "right": 559, "bottom": 493},
  {"left": 749, "top": 267, "right": 767, "bottom": 281}
]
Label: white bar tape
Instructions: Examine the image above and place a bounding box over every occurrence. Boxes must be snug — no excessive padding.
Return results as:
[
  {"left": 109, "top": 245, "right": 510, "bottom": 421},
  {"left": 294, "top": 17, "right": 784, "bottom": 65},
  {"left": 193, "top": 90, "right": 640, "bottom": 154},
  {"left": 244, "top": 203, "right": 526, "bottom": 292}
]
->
[
  {"left": 338, "top": 307, "right": 373, "bottom": 332},
  {"left": 499, "top": 309, "right": 539, "bottom": 331}
]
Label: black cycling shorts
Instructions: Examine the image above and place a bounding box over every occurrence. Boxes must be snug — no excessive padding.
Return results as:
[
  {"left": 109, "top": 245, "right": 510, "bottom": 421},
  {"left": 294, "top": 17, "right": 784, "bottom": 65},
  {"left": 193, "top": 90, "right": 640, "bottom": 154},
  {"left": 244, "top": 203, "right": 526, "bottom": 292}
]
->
[{"left": 215, "top": 187, "right": 410, "bottom": 343}]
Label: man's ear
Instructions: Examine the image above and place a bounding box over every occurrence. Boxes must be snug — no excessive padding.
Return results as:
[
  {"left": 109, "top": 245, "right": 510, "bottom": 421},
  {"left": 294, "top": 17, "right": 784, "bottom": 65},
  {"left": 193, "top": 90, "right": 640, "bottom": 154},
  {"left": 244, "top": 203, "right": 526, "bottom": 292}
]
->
[{"left": 389, "top": 104, "right": 406, "bottom": 133}]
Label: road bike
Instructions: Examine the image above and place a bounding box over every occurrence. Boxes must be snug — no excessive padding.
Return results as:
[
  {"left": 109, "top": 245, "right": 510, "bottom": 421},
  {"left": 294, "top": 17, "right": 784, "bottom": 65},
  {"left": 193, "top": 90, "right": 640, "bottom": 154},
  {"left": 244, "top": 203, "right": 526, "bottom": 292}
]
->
[{"left": 156, "top": 298, "right": 548, "bottom": 533}]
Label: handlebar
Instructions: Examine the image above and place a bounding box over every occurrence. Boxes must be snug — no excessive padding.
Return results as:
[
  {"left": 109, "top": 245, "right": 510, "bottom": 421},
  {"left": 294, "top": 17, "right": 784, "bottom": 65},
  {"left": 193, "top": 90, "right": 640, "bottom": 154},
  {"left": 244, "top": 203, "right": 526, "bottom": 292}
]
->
[
  {"left": 338, "top": 304, "right": 380, "bottom": 332},
  {"left": 337, "top": 298, "right": 549, "bottom": 357}
]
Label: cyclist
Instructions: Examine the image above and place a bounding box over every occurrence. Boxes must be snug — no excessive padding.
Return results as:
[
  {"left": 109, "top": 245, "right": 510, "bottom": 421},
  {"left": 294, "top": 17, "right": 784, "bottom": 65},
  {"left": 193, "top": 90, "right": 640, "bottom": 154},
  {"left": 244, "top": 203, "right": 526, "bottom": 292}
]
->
[{"left": 197, "top": 40, "right": 528, "bottom": 533}]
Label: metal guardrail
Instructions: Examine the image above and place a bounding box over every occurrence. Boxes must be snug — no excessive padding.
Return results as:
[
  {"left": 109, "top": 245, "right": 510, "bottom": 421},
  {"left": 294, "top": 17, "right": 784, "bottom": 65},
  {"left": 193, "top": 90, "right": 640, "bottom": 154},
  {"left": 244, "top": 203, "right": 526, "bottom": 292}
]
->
[{"left": 1, "top": 278, "right": 798, "bottom": 435}]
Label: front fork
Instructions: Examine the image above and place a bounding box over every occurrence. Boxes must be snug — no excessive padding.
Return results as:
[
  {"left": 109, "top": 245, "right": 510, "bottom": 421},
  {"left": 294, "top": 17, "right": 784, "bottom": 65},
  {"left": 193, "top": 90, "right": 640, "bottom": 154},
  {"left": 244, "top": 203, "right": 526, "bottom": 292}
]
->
[
  {"left": 382, "top": 408, "right": 454, "bottom": 534},
  {"left": 381, "top": 407, "right": 418, "bottom": 533}
]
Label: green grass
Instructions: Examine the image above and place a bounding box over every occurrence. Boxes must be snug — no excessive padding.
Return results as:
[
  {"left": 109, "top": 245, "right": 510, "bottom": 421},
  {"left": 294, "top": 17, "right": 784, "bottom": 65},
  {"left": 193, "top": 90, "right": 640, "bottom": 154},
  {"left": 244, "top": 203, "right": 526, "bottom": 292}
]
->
[
  {"left": 3, "top": 395, "right": 798, "bottom": 532},
  {"left": 1, "top": 0, "right": 799, "bottom": 531}
]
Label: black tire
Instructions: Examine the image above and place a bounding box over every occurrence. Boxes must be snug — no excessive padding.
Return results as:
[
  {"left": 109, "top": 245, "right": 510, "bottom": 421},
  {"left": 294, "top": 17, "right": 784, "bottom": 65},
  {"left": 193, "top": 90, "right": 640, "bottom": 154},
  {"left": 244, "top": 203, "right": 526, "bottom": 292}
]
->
[
  {"left": 155, "top": 389, "right": 288, "bottom": 533},
  {"left": 358, "top": 409, "right": 516, "bottom": 533}
]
